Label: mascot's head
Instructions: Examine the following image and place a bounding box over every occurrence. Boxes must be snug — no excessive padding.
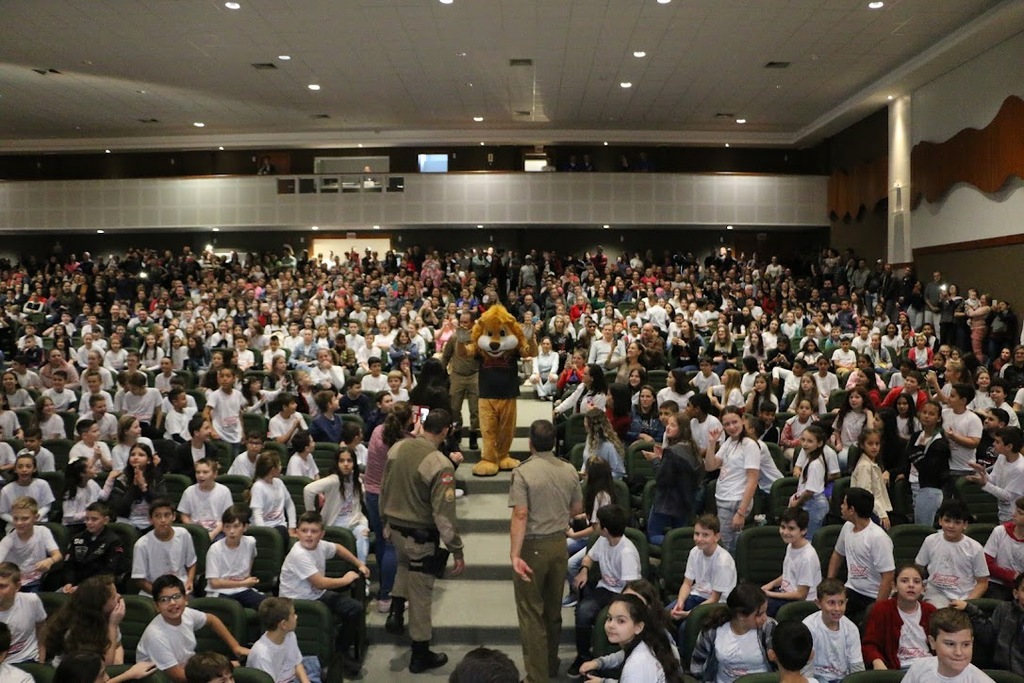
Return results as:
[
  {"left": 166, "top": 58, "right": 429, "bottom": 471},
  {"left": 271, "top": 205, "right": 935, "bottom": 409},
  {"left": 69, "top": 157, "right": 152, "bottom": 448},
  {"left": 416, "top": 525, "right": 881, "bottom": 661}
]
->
[{"left": 471, "top": 304, "right": 530, "bottom": 358}]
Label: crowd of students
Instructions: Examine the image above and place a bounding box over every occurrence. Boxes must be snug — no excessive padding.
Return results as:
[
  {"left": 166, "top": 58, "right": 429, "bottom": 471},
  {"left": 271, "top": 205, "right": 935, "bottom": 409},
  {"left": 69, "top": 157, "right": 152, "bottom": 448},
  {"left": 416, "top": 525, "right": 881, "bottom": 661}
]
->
[{"left": 0, "top": 243, "right": 1020, "bottom": 681}]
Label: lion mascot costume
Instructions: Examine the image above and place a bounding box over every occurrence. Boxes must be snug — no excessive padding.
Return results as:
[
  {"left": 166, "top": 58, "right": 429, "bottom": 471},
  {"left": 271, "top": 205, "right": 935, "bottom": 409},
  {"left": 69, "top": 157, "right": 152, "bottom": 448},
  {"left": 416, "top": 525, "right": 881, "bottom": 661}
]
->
[{"left": 466, "top": 304, "right": 537, "bottom": 476}]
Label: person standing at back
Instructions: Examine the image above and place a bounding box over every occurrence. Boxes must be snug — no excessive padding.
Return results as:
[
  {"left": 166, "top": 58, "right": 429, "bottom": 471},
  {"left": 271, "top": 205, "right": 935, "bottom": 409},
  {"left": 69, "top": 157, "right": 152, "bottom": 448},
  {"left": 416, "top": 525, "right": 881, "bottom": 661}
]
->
[
  {"left": 381, "top": 408, "right": 466, "bottom": 673},
  {"left": 441, "top": 312, "right": 480, "bottom": 451},
  {"left": 509, "top": 419, "right": 583, "bottom": 682}
]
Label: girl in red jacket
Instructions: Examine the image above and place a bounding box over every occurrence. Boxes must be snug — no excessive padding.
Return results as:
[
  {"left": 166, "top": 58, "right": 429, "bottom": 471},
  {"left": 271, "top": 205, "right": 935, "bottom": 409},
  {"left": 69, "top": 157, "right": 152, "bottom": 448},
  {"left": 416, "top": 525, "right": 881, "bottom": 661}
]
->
[{"left": 862, "top": 563, "right": 937, "bottom": 671}]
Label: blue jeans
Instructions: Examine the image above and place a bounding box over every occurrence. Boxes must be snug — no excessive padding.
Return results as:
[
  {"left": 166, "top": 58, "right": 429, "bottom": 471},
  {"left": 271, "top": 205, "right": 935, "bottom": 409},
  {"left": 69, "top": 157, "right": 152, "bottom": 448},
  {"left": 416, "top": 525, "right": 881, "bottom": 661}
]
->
[
  {"left": 365, "top": 492, "right": 396, "bottom": 600},
  {"left": 802, "top": 494, "right": 828, "bottom": 540},
  {"left": 665, "top": 594, "right": 706, "bottom": 647},
  {"left": 566, "top": 543, "right": 587, "bottom": 595},
  {"left": 647, "top": 511, "right": 689, "bottom": 547},
  {"left": 912, "top": 483, "right": 943, "bottom": 527}
]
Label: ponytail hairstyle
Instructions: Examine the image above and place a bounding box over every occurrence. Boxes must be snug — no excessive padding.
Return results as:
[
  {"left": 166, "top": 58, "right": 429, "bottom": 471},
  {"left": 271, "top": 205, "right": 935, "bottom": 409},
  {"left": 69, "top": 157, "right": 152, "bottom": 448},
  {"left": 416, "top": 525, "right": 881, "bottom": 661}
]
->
[
  {"left": 382, "top": 401, "right": 413, "bottom": 447},
  {"left": 64, "top": 458, "right": 91, "bottom": 498},
  {"left": 609, "top": 593, "right": 684, "bottom": 683},
  {"left": 800, "top": 424, "right": 828, "bottom": 484},
  {"left": 703, "top": 581, "right": 767, "bottom": 631}
]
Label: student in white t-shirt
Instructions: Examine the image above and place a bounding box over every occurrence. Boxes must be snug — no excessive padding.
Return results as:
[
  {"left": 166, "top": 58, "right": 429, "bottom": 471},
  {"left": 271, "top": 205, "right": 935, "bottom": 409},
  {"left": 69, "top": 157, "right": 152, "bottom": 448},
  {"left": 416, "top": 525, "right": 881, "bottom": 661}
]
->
[
  {"left": 0, "top": 563, "right": 47, "bottom": 664},
  {"left": 249, "top": 453, "right": 297, "bottom": 544},
  {"left": 205, "top": 366, "right": 245, "bottom": 451},
  {"left": 205, "top": 504, "right": 266, "bottom": 609},
  {"left": 915, "top": 499, "right": 989, "bottom": 608},
  {"left": 228, "top": 432, "right": 264, "bottom": 479},
  {"left": 0, "top": 621, "right": 34, "bottom": 683},
  {"left": 247, "top": 597, "right": 310, "bottom": 683},
  {"left": 704, "top": 407, "right": 760, "bottom": 555},
  {"left": 790, "top": 424, "right": 830, "bottom": 540},
  {"left": 901, "top": 606, "right": 996, "bottom": 683},
  {"left": 268, "top": 393, "right": 307, "bottom": 446},
  {"left": 286, "top": 432, "right": 320, "bottom": 481},
  {"left": 827, "top": 487, "right": 895, "bottom": 624},
  {"left": 130, "top": 500, "right": 197, "bottom": 596},
  {"left": 802, "top": 578, "right": 865, "bottom": 683},
  {"left": 137, "top": 575, "right": 248, "bottom": 681},
  {"left": 686, "top": 394, "right": 723, "bottom": 455},
  {"left": 941, "top": 383, "right": 984, "bottom": 475},
  {"left": 667, "top": 513, "right": 737, "bottom": 645},
  {"left": 121, "top": 372, "right": 163, "bottom": 439},
  {"left": 763, "top": 508, "right": 822, "bottom": 617},
  {"left": 177, "top": 459, "right": 233, "bottom": 541},
  {"left": 967, "top": 426, "right": 1024, "bottom": 523},
  {"left": 279, "top": 511, "right": 368, "bottom": 678}
]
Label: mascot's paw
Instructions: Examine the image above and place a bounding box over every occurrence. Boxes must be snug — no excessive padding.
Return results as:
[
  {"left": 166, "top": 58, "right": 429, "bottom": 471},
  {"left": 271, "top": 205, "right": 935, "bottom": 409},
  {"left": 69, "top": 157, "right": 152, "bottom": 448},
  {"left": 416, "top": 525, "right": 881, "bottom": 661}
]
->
[
  {"left": 498, "top": 457, "right": 520, "bottom": 471},
  {"left": 472, "top": 460, "right": 500, "bottom": 477}
]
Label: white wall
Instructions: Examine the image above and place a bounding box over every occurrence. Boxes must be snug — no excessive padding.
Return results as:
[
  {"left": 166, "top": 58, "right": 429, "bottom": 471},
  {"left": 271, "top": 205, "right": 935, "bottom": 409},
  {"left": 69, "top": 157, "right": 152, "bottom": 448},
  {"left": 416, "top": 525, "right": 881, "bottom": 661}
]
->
[
  {"left": 911, "top": 30, "right": 1024, "bottom": 249},
  {"left": 0, "top": 173, "right": 827, "bottom": 232}
]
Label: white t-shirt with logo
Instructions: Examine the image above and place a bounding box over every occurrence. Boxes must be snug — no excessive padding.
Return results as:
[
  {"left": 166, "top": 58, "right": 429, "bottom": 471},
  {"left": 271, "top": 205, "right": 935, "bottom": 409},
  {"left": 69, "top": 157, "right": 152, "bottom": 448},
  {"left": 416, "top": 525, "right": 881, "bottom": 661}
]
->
[
  {"left": 802, "top": 611, "right": 864, "bottom": 680},
  {"left": 207, "top": 388, "right": 246, "bottom": 444},
  {"left": 896, "top": 602, "right": 930, "bottom": 669},
  {"left": 206, "top": 536, "right": 258, "bottom": 597},
  {"left": 835, "top": 521, "right": 895, "bottom": 599},
  {"left": 137, "top": 608, "right": 207, "bottom": 671},
  {"left": 781, "top": 542, "right": 821, "bottom": 602},
  {"left": 915, "top": 532, "right": 988, "bottom": 602},
  {"left": 940, "top": 408, "right": 982, "bottom": 472},
  {"left": 177, "top": 483, "right": 233, "bottom": 531},
  {"left": 131, "top": 527, "right": 197, "bottom": 589},
  {"left": 0, "top": 592, "right": 46, "bottom": 663},
  {"left": 279, "top": 540, "right": 336, "bottom": 601},
  {"left": 587, "top": 535, "right": 641, "bottom": 593},
  {"left": 713, "top": 624, "right": 767, "bottom": 683},
  {"left": 715, "top": 438, "right": 761, "bottom": 503},
  {"left": 684, "top": 545, "right": 737, "bottom": 600}
]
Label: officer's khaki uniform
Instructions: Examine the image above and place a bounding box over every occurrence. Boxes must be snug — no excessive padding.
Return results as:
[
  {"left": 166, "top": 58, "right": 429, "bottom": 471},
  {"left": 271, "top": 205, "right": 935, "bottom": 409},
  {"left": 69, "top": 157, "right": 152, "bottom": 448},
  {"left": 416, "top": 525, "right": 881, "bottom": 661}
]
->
[
  {"left": 380, "top": 435, "right": 463, "bottom": 642},
  {"left": 442, "top": 328, "right": 480, "bottom": 431},
  {"left": 509, "top": 450, "right": 583, "bottom": 682}
]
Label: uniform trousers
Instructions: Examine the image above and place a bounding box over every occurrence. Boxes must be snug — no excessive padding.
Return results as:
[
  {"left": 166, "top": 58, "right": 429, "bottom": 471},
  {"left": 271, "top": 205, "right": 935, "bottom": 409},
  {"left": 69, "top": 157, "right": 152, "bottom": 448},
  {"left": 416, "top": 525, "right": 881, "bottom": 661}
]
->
[
  {"left": 391, "top": 527, "right": 440, "bottom": 642},
  {"left": 449, "top": 372, "right": 480, "bottom": 431},
  {"left": 513, "top": 533, "right": 567, "bottom": 682}
]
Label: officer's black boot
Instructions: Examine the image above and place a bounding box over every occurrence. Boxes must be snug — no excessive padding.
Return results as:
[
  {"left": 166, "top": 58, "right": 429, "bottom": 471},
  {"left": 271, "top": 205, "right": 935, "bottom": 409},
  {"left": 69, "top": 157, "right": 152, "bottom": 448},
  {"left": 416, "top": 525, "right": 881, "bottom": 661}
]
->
[
  {"left": 409, "top": 640, "right": 448, "bottom": 674},
  {"left": 385, "top": 597, "right": 406, "bottom": 635},
  {"left": 468, "top": 429, "right": 479, "bottom": 451}
]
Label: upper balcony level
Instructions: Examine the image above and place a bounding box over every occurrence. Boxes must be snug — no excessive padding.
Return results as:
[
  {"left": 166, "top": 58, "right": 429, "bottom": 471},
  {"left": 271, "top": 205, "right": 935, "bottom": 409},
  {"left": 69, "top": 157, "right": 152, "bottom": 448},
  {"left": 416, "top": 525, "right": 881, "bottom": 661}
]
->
[{"left": 0, "top": 171, "right": 827, "bottom": 233}]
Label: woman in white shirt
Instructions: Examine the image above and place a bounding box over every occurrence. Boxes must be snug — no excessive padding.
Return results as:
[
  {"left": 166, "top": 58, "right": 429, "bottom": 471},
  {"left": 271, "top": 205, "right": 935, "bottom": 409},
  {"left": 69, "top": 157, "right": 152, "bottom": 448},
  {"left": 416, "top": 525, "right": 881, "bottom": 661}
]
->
[
  {"left": 302, "top": 446, "right": 370, "bottom": 562},
  {"left": 704, "top": 407, "right": 761, "bottom": 556},
  {"left": 530, "top": 337, "right": 560, "bottom": 400}
]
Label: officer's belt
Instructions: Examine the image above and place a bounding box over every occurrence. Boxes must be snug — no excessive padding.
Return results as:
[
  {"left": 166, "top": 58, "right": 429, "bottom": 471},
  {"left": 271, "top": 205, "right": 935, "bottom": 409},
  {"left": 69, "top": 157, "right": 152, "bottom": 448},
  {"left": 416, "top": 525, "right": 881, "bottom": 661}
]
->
[{"left": 391, "top": 524, "right": 440, "bottom": 543}]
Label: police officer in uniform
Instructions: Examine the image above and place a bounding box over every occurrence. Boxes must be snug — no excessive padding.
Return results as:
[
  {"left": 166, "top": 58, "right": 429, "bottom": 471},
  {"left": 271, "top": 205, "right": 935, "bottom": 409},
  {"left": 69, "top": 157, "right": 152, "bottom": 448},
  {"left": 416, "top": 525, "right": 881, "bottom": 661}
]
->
[
  {"left": 380, "top": 408, "right": 466, "bottom": 673},
  {"left": 509, "top": 419, "right": 583, "bottom": 682},
  {"left": 442, "top": 312, "right": 480, "bottom": 450}
]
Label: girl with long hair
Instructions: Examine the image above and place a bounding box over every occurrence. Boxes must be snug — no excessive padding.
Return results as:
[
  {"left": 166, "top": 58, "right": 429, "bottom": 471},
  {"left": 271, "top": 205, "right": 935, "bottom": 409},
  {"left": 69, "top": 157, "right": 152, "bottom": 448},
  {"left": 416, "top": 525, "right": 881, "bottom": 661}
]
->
[
  {"left": 581, "top": 593, "right": 685, "bottom": 682},
  {"left": 109, "top": 443, "right": 166, "bottom": 530},
  {"left": 690, "top": 582, "right": 775, "bottom": 682},
  {"left": 62, "top": 458, "right": 116, "bottom": 534},
  {"left": 789, "top": 424, "right": 829, "bottom": 539},
  {"left": 830, "top": 386, "right": 876, "bottom": 472},
  {"left": 249, "top": 452, "right": 296, "bottom": 543},
  {"left": 563, "top": 456, "right": 615, "bottom": 608},
  {"left": 582, "top": 408, "right": 625, "bottom": 480},
  {"left": 644, "top": 413, "right": 701, "bottom": 544},
  {"left": 705, "top": 407, "right": 761, "bottom": 555},
  {"left": 44, "top": 575, "right": 127, "bottom": 666},
  {"left": 303, "top": 445, "right": 370, "bottom": 562}
]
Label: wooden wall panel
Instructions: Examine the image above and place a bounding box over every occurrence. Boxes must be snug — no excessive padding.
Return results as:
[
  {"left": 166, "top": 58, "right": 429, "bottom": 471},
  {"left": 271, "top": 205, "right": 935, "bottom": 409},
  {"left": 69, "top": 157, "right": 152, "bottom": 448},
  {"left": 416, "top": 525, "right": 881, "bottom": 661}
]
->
[
  {"left": 827, "top": 156, "right": 888, "bottom": 220},
  {"left": 911, "top": 95, "right": 1024, "bottom": 207}
]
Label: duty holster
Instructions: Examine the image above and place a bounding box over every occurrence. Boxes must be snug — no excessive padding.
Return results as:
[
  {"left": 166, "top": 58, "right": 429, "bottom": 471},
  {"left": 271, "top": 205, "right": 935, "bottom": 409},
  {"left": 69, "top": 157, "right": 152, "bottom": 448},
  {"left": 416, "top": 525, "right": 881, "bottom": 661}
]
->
[{"left": 410, "top": 547, "right": 451, "bottom": 578}]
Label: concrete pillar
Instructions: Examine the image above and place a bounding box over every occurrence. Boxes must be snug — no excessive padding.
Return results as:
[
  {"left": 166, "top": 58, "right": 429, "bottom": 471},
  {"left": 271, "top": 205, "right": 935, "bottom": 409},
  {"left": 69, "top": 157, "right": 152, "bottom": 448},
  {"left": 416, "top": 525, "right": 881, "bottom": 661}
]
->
[{"left": 888, "top": 96, "right": 912, "bottom": 265}]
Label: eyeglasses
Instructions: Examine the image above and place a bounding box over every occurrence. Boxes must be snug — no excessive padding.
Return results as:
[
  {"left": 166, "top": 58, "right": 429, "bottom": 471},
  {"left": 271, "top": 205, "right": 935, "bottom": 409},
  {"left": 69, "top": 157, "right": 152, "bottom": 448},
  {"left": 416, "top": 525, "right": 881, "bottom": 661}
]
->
[{"left": 156, "top": 592, "right": 186, "bottom": 605}]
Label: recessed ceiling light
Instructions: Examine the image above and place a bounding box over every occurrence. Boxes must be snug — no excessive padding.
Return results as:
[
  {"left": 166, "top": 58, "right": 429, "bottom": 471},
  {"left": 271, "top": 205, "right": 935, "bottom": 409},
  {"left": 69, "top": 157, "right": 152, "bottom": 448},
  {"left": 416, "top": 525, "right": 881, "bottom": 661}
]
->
[
  {"left": 726, "top": 225, "right": 734, "bottom": 230},
  {"left": 440, "top": 0, "right": 453, "bottom": 4},
  {"left": 480, "top": 142, "right": 485, "bottom": 146},
  {"left": 657, "top": 0, "right": 671, "bottom": 4},
  {"left": 887, "top": 95, "right": 894, "bottom": 100},
  {"left": 466, "top": 82, "right": 474, "bottom": 87},
  {"left": 456, "top": 52, "right": 467, "bottom": 57},
  {"left": 218, "top": 146, "right": 224, "bottom": 150},
  {"left": 868, "top": 1, "right": 884, "bottom": 8},
  {"left": 96, "top": 229, "right": 105, "bottom": 234},
  {"left": 357, "top": 143, "right": 363, "bottom": 148},
  {"left": 104, "top": 149, "right": 111, "bottom": 154},
  {"left": 212, "top": 228, "right": 220, "bottom": 232},
  {"left": 620, "top": 82, "right": 632, "bottom": 88},
  {"left": 603, "top": 141, "right": 608, "bottom": 146},
  {"left": 633, "top": 51, "right": 646, "bottom": 58},
  {"left": 603, "top": 225, "right": 610, "bottom": 229},
  {"left": 373, "top": 225, "right": 380, "bottom": 230},
  {"left": 311, "top": 226, "right": 319, "bottom": 231},
  {"left": 735, "top": 118, "right": 746, "bottom": 124},
  {"left": 473, "top": 116, "right": 484, "bottom": 122},
  {"left": 477, "top": 224, "right": 484, "bottom": 229},
  {"left": 278, "top": 55, "right": 291, "bottom": 61},
  {"left": 225, "top": 2, "right": 241, "bottom": 9},
  {"left": 193, "top": 122, "right": 205, "bottom": 127},
  {"left": 136, "top": 89, "right": 147, "bottom": 94},
  {"left": 725, "top": 143, "right": 730, "bottom": 148},
  {"left": 307, "top": 84, "right": 320, "bottom": 91}
]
